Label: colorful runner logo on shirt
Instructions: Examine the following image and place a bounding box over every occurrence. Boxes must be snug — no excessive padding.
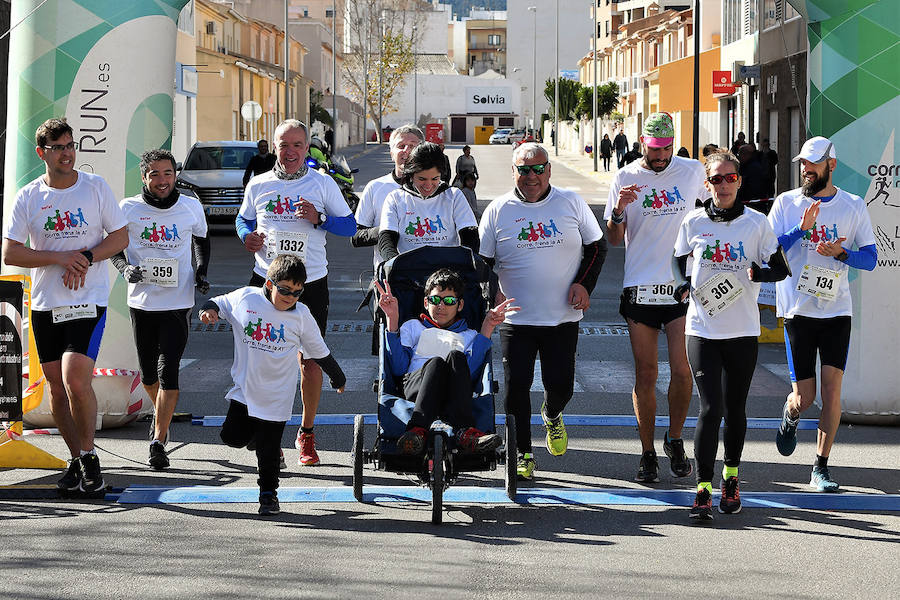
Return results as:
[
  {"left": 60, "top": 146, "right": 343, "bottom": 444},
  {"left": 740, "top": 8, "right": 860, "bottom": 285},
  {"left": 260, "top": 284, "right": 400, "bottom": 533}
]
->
[
  {"left": 802, "top": 222, "right": 840, "bottom": 244},
  {"left": 243, "top": 318, "right": 286, "bottom": 343},
  {"left": 701, "top": 238, "right": 747, "bottom": 268},
  {"left": 43, "top": 208, "right": 88, "bottom": 232},
  {"left": 404, "top": 215, "right": 448, "bottom": 237},
  {"left": 641, "top": 186, "right": 688, "bottom": 210},
  {"left": 516, "top": 219, "right": 562, "bottom": 241},
  {"left": 140, "top": 222, "right": 182, "bottom": 244},
  {"left": 264, "top": 194, "right": 298, "bottom": 215}
]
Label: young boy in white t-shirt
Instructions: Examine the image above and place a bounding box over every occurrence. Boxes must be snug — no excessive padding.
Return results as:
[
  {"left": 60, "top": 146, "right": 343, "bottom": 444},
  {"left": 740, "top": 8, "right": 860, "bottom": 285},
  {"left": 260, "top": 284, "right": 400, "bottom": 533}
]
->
[{"left": 199, "top": 255, "right": 346, "bottom": 515}]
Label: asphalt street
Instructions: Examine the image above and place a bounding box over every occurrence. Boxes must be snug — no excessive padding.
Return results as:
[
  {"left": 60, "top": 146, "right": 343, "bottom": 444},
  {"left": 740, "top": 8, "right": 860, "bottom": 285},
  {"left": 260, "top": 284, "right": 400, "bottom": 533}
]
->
[{"left": 2, "top": 143, "right": 898, "bottom": 599}]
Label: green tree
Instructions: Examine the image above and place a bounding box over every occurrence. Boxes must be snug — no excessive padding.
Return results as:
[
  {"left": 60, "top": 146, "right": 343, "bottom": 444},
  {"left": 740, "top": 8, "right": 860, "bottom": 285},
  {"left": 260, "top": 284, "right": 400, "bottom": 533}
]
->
[
  {"left": 575, "top": 81, "right": 620, "bottom": 120},
  {"left": 544, "top": 77, "right": 582, "bottom": 121},
  {"left": 309, "top": 89, "right": 333, "bottom": 128}
]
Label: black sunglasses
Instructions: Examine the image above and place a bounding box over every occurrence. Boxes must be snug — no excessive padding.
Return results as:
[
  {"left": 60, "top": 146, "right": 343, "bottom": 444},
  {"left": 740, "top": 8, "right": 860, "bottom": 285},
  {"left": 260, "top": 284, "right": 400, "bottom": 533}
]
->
[
  {"left": 707, "top": 173, "right": 740, "bottom": 185},
  {"left": 426, "top": 295, "right": 459, "bottom": 306},
  {"left": 269, "top": 280, "right": 304, "bottom": 298},
  {"left": 515, "top": 162, "right": 548, "bottom": 175}
]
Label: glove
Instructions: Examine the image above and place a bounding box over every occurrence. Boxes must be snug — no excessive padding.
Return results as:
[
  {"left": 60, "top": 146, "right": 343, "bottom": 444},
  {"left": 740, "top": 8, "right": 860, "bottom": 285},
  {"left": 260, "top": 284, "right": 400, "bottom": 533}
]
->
[
  {"left": 123, "top": 264, "right": 143, "bottom": 283},
  {"left": 673, "top": 282, "right": 691, "bottom": 304},
  {"left": 195, "top": 274, "right": 210, "bottom": 295}
]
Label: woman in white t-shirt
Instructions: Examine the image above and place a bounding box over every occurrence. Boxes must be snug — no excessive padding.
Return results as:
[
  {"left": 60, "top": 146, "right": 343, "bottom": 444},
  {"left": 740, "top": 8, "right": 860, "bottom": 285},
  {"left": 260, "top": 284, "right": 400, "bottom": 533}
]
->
[
  {"left": 672, "top": 151, "right": 790, "bottom": 521},
  {"left": 378, "top": 142, "right": 478, "bottom": 261}
]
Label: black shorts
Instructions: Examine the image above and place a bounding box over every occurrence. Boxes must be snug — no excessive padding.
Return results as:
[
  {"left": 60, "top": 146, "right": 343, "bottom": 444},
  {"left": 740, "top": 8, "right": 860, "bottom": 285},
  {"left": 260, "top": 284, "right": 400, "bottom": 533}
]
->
[
  {"left": 129, "top": 307, "right": 191, "bottom": 389},
  {"left": 619, "top": 288, "right": 688, "bottom": 330},
  {"left": 784, "top": 315, "right": 852, "bottom": 382},
  {"left": 32, "top": 306, "right": 107, "bottom": 363},
  {"left": 249, "top": 271, "right": 329, "bottom": 336}
]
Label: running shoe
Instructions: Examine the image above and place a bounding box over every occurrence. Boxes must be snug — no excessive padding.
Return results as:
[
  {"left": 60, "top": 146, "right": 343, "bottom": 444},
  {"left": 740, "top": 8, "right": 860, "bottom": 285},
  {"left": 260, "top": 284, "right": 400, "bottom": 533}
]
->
[
  {"left": 516, "top": 452, "right": 536, "bottom": 480},
  {"left": 690, "top": 487, "right": 714, "bottom": 521},
  {"left": 810, "top": 466, "right": 840, "bottom": 492},
  {"left": 663, "top": 431, "right": 693, "bottom": 478},
  {"left": 719, "top": 476, "right": 742, "bottom": 514},
  {"left": 457, "top": 427, "right": 503, "bottom": 454},
  {"left": 296, "top": 432, "right": 320, "bottom": 466},
  {"left": 397, "top": 427, "right": 426, "bottom": 455},
  {"left": 258, "top": 491, "right": 281, "bottom": 516},
  {"left": 148, "top": 441, "right": 170, "bottom": 470},
  {"left": 635, "top": 450, "right": 660, "bottom": 483},
  {"left": 775, "top": 400, "right": 799, "bottom": 456},
  {"left": 57, "top": 457, "right": 82, "bottom": 491},
  {"left": 279, "top": 449, "right": 286, "bottom": 470},
  {"left": 541, "top": 401, "right": 568, "bottom": 456},
  {"left": 79, "top": 453, "right": 105, "bottom": 493}
]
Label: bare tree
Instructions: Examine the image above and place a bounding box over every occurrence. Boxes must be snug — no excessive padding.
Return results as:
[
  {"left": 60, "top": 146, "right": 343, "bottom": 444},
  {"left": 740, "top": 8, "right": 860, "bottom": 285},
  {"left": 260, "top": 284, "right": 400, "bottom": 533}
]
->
[{"left": 341, "top": 0, "right": 428, "bottom": 142}]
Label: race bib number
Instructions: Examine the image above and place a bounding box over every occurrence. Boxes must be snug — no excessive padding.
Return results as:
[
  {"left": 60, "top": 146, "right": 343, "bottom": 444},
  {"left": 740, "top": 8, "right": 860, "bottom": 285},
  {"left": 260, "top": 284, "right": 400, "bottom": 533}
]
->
[
  {"left": 796, "top": 264, "right": 840, "bottom": 302},
  {"left": 141, "top": 258, "right": 178, "bottom": 288},
  {"left": 694, "top": 272, "right": 743, "bottom": 318},
  {"left": 414, "top": 328, "right": 466, "bottom": 359},
  {"left": 266, "top": 230, "right": 308, "bottom": 261},
  {"left": 51, "top": 304, "right": 97, "bottom": 324},
  {"left": 636, "top": 281, "right": 678, "bottom": 305}
]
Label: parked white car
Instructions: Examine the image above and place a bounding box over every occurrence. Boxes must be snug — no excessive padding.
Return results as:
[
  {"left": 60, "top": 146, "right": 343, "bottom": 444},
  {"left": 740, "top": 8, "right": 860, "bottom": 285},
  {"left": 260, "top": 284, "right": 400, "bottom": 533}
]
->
[{"left": 489, "top": 128, "right": 514, "bottom": 144}]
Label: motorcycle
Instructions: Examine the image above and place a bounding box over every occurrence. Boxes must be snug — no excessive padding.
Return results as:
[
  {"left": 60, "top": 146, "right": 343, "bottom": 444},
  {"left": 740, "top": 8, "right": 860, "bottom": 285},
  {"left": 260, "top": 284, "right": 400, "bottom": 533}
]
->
[{"left": 306, "top": 139, "right": 360, "bottom": 213}]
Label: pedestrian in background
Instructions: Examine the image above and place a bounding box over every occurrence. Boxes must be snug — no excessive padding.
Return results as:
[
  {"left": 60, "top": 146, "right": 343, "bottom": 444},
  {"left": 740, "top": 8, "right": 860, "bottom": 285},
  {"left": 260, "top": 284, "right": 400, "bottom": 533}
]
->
[{"left": 600, "top": 134, "right": 613, "bottom": 171}]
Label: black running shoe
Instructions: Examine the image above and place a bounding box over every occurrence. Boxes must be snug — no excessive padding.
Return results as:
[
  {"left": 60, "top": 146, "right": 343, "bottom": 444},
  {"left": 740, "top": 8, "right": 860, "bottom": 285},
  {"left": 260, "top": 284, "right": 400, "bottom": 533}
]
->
[
  {"left": 775, "top": 401, "right": 799, "bottom": 456},
  {"left": 258, "top": 491, "right": 280, "bottom": 516},
  {"left": 57, "top": 457, "right": 82, "bottom": 491},
  {"left": 635, "top": 450, "right": 660, "bottom": 483},
  {"left": 79, "top": 453, "right": 105, "bottom": 493},
  {"left": 690, "top": 488, "right": 714, "bottom": 521},
  {"left": 719, "top": 476, "right": 742, "bottom": 514},
  {"left": 663, "top": 432, "right": 693, "bottom": 478},
  {"left": 148, "top": 441, "right": 170, "bottom": 470}
]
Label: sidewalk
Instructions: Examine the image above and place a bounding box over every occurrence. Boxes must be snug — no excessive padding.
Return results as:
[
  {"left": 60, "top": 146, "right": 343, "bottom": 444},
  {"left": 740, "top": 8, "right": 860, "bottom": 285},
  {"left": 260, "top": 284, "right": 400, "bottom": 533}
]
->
[{"left": 550, "top": 145, "right": 618, "bottom": 188}]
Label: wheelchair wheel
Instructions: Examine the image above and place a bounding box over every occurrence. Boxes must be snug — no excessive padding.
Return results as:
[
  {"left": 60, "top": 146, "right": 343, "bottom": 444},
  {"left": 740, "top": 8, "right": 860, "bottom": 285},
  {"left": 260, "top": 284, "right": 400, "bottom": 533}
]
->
[
  {"left": 431, "top": 434, "right": 444, "bottom": 525},
  {"left": 352, "top": 414, "right": 364, "bottom": 502},
  {"left": 505, "top": 414, "right": 517, "bottom": 501}
]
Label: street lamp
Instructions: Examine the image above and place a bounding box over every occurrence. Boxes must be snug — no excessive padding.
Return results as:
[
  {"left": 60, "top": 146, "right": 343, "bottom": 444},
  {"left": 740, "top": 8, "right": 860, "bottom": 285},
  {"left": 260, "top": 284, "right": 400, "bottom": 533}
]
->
[
  {"left": 412, "top": 25, "right": 418, "bottom": 127},
  {"left": 378, "top": 15, "right": 384, "bottom": 143},
  {"left": 554, "top": 0, "right": 559, "bottom": 156},
  {"left": 528, "top": 6, "right": 536, "bottom": 138},
  {"left": 592, "top": 0, "right": 598, "bottom": 171}
]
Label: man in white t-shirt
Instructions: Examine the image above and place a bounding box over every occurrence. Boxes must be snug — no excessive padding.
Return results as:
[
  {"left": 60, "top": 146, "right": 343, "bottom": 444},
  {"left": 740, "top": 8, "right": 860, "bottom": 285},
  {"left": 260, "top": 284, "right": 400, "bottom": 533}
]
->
[
  {"left": 2, "top": 118, "right": 129, "bottom": 494},
  {"left": 768, "top": 136, "right": 877, "bottom": 492},
  {"left": 236, "top": 119, "right": 356, "bottom": 467},
  {"left": 604, "top": 112, "right": 710, "bottom": 483},
  {"left": 479, "top": 143, "right": 606, "bottom": 480}
]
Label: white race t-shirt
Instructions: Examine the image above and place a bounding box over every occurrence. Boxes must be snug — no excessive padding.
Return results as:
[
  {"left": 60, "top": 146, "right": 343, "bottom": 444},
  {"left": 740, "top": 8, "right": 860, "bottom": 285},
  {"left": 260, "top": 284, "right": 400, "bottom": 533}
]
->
[
  {"left": 355, "top": 172, "right": 401, "bottom": 268},
  {"left": 605, "top": 155, "right": 710, "bottom": 288},
  {"left": 239, "top": 169, "right": 352, "bottom": 282},
  {"left": 3, "top": 171, "right": 127, "bottom": 310},
  {"left": 380, "top": 186, "right": 477, "bottom": 254},
  {"left": 399, "top": 319, "right": 480, "bottom": 374},
  {"left": 480, "top": 186, "right": 603, "bottom": 326},
  {"left": 768, "top": 187, "right": 875, "bottom": 319},
  {"left": 213, "top": 287, "right": 330, "bottom": 422},
  {"left": 674, "top": 207, "right": 779, "bottom": 339},
  {"left": 120, "top": 195, "right": 208, "bottom": 311}
]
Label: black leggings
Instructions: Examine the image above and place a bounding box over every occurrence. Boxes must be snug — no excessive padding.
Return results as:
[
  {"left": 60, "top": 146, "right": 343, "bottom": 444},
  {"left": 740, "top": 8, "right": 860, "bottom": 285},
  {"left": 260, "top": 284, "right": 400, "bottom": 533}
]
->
[
  {"left": 687, "top": 335, "right": 758, "bottom": 483},
  {"left": 129, "top": 307, "right": 190, "bottom": 390},
  {"left": 500, "top": 321, "right": 579, "bottom": 452},
  {"left": 402, "top": 351, "right": 474, "bottom": 431},
  {"left": 220, "top": 400, "right": 286, "bottom": 493}
]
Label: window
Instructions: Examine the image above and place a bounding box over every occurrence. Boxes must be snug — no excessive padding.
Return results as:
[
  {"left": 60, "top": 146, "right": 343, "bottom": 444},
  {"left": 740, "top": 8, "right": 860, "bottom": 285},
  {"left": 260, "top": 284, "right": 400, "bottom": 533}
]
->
[
  {"left": 743, "top": 0, "right": 759, "bottom": 36},
  {"left": 177, "top": 1, "right": 193, "bottom": 34},
  {"left": 764, "top": 0, "right": 800, "bottom": 29},
  {"left": 488, "top": 34, "right": 501, "bottom": 46},
  {"left": 723, "top": 0, "right": 742, "bottom": 45},
  {"left": 325, "top": 9, "right": 333, "bottom": 18},
  {"left": 605, "top": 20, "right": 610, "bottom": 37},
  {"left": 483, "top": 117, "right": 494, "bottom": 126}
]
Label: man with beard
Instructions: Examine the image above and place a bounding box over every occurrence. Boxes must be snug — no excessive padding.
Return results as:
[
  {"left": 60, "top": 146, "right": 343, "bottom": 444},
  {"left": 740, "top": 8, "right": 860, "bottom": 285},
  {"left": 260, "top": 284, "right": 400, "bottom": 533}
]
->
[
  {"left": 767, "top": 136, "right": 877, "bottom": 492},
  {"left": 605, "top": 112, "right": 710, "bottom": 483}
]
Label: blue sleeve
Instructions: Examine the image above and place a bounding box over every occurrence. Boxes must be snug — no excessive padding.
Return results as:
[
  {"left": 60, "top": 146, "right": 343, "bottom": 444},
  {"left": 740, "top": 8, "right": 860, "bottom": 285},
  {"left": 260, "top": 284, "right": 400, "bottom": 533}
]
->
[
  {"left": 235, "top": 215, "right": 256, "bottom": 243},
  {"left": 778, "top": 223, "right": 805, "bottom": 251},
  {"left": 466, "top": 333, "right": 492, "bottom": 377},
  {"left": 384, "top": 331, "right": 413, "bottom": 376},
  {"left": 841, "top": 243, "right": 877, "bottom": 271},
  {"left": 320, "top": 214, "right": 356, "bottom": 236}
]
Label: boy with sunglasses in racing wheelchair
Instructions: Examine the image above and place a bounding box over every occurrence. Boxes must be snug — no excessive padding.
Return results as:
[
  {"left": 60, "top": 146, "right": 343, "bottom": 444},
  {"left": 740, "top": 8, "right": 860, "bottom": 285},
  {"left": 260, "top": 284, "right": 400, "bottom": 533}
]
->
[
  {"left": 199, "top": 254, "right": 346, "bottom": 515},
  {"left": 375, "top": 268, "right": 519, "bottom": 455}
]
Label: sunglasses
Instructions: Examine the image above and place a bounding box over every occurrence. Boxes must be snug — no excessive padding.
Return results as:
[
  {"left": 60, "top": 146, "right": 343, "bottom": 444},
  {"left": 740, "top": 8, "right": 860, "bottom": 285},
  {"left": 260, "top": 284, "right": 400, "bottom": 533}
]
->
[
  {"left": 515, "top": 162, "right": 548, "bottom": 175},
  {"left": 42, "top": 141, "right": 79, "bottom": 152},
  {"left": 707, "top": 173, "right": 740, "bottom": 185},
  {"left": 426, "top": 295, "right": 459, "bottom": 306},
  {"left": 269, "top": 280, "right": 304, "bottom": 298}
]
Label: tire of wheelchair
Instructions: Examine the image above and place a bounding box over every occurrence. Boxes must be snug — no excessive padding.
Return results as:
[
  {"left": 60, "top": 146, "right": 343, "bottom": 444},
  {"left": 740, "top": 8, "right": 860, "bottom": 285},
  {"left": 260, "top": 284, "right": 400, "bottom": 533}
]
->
[
  {"left": 352, "top": 414, "right": 365, "bottom": 502},
  {"left": 505, "top": 414, "right": 517, "bottom": 501},
  {"left": 431, "top": 434, "right": 445, "bottom": 525}
]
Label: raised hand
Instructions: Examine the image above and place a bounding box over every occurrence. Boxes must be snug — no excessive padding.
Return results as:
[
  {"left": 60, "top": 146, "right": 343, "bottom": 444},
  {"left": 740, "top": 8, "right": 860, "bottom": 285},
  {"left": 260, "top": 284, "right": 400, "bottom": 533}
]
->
[
  {"left": 801, "top": 199, "right": 821, "bottom": 231},
  {"left": 481, "top": 297, "right": 520, "bottom": 337},
  {"left": 374, "top": 279, "right": 399, "bottom": 332},
  {"left": 244, "top": 230, "right": 266, "bottom": 253}
]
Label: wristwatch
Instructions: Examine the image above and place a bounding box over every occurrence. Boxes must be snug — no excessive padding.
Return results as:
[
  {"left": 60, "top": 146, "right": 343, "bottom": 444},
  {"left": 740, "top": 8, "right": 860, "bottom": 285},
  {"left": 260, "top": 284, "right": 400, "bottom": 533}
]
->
[{"left": 317, "top": 213, "right": 327, "bottom": 227}]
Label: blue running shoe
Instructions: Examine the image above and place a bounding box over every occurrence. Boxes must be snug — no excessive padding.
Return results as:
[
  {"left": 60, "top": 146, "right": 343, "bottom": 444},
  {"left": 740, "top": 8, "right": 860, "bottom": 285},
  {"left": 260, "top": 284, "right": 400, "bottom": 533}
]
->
[
  {"left": 810, "top": 466, "right": 839, "bottom": 492},
  {"left": 775, "top": 401, "right": 799, "bottom": 456}
]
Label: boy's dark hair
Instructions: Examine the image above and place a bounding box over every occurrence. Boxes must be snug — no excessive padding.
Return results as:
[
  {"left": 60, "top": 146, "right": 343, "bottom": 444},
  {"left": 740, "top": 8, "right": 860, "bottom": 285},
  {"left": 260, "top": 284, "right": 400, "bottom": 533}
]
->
[
  {"left": 702, "top": 143, "right": 719, "bottom": 157},
  {"left": 266, "top": 255, "right": 307, "bottom": 285},
  {"left": 402, "top": 142, "right": 445, "bottom": 182},
  {"left": 140, "top": 149, "right": 177, "bottom": 176},
  {"left": 424, "top": 268, "right": 465, "bottom": 297},
  {"left": 35, "top": 118, "right": 73, "bottom": 148}
]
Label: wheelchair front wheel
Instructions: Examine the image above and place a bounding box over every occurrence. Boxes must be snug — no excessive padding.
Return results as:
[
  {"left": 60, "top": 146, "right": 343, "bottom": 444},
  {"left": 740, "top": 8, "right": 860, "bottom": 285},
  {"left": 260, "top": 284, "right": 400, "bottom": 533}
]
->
[
  {"left": 431, "top": 434, "right": 444, "bottom": 525},
  {"left": 352, "top": 414, "right": 364, "bottom": 502},
  {"left": 505, "top": 414, "right": 517, "bottom": 501}
]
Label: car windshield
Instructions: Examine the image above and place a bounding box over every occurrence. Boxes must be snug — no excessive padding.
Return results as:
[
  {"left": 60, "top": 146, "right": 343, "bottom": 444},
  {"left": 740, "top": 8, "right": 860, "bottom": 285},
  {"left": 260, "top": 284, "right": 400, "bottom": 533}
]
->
[
  {"left": 495, "top": 129, "right": 510, "bottom": 135},
  {"left": 183, "top": 146, "right": 258, "bottom": 170}
]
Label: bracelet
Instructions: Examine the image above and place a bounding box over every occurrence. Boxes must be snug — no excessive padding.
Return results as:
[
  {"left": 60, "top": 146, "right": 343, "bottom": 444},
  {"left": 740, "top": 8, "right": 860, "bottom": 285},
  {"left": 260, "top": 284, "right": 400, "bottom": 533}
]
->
[
  {"left": 81, "top": 250, "right": 94, "bottom": 265},
  {"left": 610, "top": 210, "right": 625, "bottom": 225}
]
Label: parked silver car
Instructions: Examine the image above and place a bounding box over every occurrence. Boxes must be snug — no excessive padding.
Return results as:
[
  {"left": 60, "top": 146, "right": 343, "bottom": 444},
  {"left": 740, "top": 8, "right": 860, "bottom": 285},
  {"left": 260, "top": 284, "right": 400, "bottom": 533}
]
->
[{"left": 176, "top": 141, "right": 260, "bottom": 221}]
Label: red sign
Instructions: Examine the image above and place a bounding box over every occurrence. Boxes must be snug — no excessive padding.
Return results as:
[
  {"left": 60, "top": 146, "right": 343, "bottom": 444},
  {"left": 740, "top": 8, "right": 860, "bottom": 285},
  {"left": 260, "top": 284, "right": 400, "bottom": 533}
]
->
[
  {"left": 713, "top": 70, "right": 736, "bottom": 95},
  {"left": 425, "top": 123, "right": 444, "bottom": 144}
]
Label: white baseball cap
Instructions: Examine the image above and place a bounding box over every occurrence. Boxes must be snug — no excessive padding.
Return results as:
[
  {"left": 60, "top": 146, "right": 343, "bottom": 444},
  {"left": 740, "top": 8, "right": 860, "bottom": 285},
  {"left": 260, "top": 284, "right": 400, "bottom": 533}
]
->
[{"left": 793, "top": 136, "right": 837, "bottom": 163}]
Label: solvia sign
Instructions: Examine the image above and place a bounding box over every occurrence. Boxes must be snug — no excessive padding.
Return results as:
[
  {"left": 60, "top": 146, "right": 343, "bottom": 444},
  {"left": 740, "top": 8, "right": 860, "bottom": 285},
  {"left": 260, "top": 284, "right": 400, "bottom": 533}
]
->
[{"left": 466, "top": 87, "right": 511, "bottom": 113}]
